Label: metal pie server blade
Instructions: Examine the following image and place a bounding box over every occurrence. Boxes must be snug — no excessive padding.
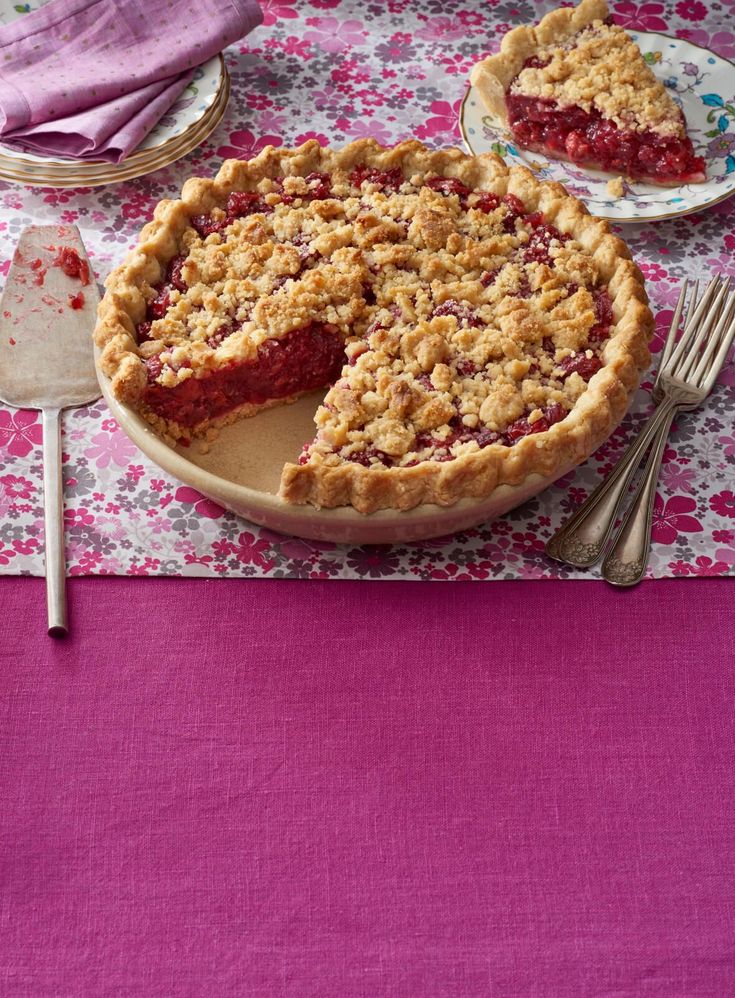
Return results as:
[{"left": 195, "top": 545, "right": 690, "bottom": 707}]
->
[{"left": 0, "top": 225, "right": 101, "bottom": 637}]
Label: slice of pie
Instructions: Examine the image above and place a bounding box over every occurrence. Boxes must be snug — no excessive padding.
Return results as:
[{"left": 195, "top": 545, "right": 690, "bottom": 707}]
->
[
  {"left": 470, "top": 0, "right": 706, "bottom": 187},
  {"left": 95, "top": 139, "right": 652, "bottom": 513}
]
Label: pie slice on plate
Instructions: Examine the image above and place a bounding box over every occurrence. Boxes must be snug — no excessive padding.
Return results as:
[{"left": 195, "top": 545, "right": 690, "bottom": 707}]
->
[
  {"left": 470, "top": 0, "right": 706, "bottom": 186},
  {"left": 95, "top": 139, "right": 652, "bottom": 514}
]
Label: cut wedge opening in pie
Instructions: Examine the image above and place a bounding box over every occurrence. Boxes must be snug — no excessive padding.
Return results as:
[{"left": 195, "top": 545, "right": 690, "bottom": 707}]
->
[
  {"left": 470, "top": 0, "right": 706, "bottom": 187},
  {"left": 95, "top": 140, "right": 652, "bottom": 514}
]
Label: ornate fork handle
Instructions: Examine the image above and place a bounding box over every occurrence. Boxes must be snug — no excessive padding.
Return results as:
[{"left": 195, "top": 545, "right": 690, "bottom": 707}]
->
[
  {"left": 546, "top": 397, "right": 679, "bottom": 568},
  {"left": 601, "top": 406, "right": 678, "bottom": 586}
]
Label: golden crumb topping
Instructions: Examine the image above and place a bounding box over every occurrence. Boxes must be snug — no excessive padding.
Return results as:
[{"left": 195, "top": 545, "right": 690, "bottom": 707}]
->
[
  {"left": 139, "top": 167, "right": 613, "bottom": 464},
  {"left": 510, "top": 22, "right": 685, "bottom": 138}
]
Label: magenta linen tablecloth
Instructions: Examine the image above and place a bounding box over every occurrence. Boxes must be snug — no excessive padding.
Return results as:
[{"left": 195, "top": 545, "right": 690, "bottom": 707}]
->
[{"left": 2, "top": 576, "right": 735, "bottom": 997}]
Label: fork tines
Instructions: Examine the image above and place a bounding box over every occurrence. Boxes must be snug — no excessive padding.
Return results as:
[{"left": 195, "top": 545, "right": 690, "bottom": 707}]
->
[{"left": 655, "top": 275, "right": 735, "bottom": 397}]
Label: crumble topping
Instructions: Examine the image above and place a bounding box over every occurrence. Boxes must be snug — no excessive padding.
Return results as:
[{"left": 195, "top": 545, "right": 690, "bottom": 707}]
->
[
  {"left": 510, "top": 21, "right": 685, "bottom": 138},
  {"left": 137, "top": 167, "right": 614, "bottom": 467}
]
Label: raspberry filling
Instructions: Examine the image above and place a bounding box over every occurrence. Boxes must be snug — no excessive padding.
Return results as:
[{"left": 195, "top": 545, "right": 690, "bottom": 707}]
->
[
  {"left": 506, "top": 69, "right": 705, "bottom": 185},
  {"left": 350, "top": 165, "right": 404, "bottom": 192},
  {"left": 53, "top": 246, "right": 90, "bottom": 285},
  {"left": 143, "top": 322, "right": 345, "bottom": 428}
]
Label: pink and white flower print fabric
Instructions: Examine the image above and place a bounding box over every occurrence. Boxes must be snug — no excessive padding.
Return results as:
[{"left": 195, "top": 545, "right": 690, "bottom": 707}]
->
[{"left": 1, "top": 0, "right": 734, "bottom": 580}]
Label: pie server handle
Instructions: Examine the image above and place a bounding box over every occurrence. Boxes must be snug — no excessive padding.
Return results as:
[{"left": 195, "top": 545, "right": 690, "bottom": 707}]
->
[{"left": 43, "top": 408, "right": 68, "bottom": 638}]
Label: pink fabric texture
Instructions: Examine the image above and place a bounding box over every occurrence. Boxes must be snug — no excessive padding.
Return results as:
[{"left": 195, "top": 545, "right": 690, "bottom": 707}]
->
[
  {"left": 0, "top": 0, "right": 262, "bottom": 162},
  {"left": 2, "top": 576, "right": 735, "bottom": 996}
]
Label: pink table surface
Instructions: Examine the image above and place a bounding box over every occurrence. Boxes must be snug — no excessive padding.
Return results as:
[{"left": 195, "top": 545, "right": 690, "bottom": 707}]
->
[{"left": 2, "top": 575, "right": 735, "bottom": 997}]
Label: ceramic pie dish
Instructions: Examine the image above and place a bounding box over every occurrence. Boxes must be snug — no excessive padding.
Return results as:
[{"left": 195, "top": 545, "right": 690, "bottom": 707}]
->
[
  {"left": 94, "top": 371, "right": 592, "bottom": 543},
  {"left": 94, "top": 138, "right": 652, "bottom": 537}
]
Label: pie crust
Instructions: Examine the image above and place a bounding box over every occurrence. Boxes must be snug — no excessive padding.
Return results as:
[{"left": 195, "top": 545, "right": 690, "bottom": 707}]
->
[
  {"left": 95, "top": 139, "right": 652, "bottom": 514},
  {"left": 470, "top": 0, "right": 706, "bottom": 186}
]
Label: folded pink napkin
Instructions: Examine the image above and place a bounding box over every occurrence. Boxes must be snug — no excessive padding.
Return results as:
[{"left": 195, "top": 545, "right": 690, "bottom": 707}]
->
[{"left": 0, "top": 0, "right": 262, "bottom": 163}]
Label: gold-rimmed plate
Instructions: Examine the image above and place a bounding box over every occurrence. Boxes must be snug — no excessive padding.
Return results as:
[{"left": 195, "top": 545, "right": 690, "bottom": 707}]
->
[
  {"left": 461, "top": 32, "right": 735, "bottom": 222},
  {"left": 0, "top": 69, "right": 230, "bottom": 189},
  {"left": 0, "top": 54, "right": 227, "bottom": 176}
]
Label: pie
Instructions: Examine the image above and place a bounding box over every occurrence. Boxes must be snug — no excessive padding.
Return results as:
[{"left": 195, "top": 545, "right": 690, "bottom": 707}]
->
[
  {"left": 470, "top": 0, "right": 706, "bottom": 187},
  {"left": 95, "top": 139, "right": 652, "bottom": 514}
]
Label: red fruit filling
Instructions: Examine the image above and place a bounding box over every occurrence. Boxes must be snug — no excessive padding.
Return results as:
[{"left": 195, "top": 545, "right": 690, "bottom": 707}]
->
[
  {"left": 191, "top": 192, "right": 273, "bottom": 238},
  {"left": 143, "top": 322, "right": 345, "bottom": 428},
  {"left": 190, "top": 214, "right": 225, "bottom": 238},
  {"left": 502, "top": 193, "right": 526, "bottom": 232},
  {"left": 432, "top": 299, "right": 481, "bottom": 327},
  {"left": 147, "top": 287, "right": 172, "bottom": 320},
  {"left": 589, "top": 288, "right": 614, "bottom": 342},
  {"left": 291, "top": 233, "right": 322, "bottom": 273},
  {"left": 341, "top": 445, "right": 394, "bottom": 467},
  {"left": 523, "top": 218, "right": 569, "bottom": 264},
  {"left": 190, "top": 176, "right": 336, "bottom": 239},
  {"left": 30, "top": 258, "right": 46, "bottom": 285},
  {"left": 206, "top": 321, "right": 237, "bottom": 350},
  {"left": 558, "top": 353, "right": 603, "bottom": 381},
  {"left": 473, "top": 192, "right": 500, "bottom": 212},
  {"left": 53, "top": 246, "right": 90, "bottom": 285},
  {"left": 168, "top": 255, "right": 187, "bottom": 292},
  {"left": 426, "top": 176, "right": 471, "bottom": 207},
  {"left": 505, "top": 87, "right": 705, "bottom": 184},
  {"left": 505, "top": 402, "right": 566, "bottom": 443},
  {"left": 303, "top": 172, "right": 333, "bottom": 200},
  {"left": 455, "top": 357, "right": 478, "bottom": 377},
  {"left": 137, "top": 321, "right": 152, "bottom": 343},
  {"left": 226, "top": 191, "right": 272, "bottom": 218},
  {"left": 350, "top": 165, "right": 404, "bottom": 192}
]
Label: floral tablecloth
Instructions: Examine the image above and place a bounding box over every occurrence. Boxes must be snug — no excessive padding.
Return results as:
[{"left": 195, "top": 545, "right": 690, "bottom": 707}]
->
[{"left": 1, "top": 0, "right": 734, "bottom": 580}]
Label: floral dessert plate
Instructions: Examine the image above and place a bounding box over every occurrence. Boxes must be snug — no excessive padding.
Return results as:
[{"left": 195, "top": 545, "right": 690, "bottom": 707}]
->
[{"left": 460, "top": 32, "right": 735, "bottom": 222}]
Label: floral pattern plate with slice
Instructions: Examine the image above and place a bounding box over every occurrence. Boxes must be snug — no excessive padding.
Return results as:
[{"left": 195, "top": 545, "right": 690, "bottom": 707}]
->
[{"left": 460, "top": 31, "right": 735, "bottom": 223}]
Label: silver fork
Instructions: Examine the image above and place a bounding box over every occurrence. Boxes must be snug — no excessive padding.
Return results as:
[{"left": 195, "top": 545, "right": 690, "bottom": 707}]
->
[
  {"left": 545, "top": 277, "right": 711, "bottom": 565},
  {"left": 602, "top": 279, "right": 735, "bottom": 585},
  {"left": 546, "top": 275, "right": 735, "bottom": 583}
]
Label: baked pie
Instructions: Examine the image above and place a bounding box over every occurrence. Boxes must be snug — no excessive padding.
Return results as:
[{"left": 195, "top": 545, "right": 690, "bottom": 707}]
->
[
  {"left": 470, "top": 0, "right": 706, "bottom": 187},
  {"left": 95, "top": 139, "right": 652, "bottom": 513}
]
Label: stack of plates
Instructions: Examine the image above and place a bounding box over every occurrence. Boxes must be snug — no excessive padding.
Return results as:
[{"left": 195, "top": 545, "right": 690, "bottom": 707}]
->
[{"left": 0, "top": 55, "right": 230, "bottom": 189}]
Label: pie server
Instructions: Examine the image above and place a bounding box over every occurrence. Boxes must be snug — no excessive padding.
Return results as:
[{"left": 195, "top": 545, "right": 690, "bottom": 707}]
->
[{"left": 0, "top": 225, "right": 100, "bottom": 637}]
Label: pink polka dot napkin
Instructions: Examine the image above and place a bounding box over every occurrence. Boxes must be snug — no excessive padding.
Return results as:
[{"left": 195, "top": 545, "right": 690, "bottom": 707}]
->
[{"left": 0, "top": 0, "right": 262, "bottom": 162}]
